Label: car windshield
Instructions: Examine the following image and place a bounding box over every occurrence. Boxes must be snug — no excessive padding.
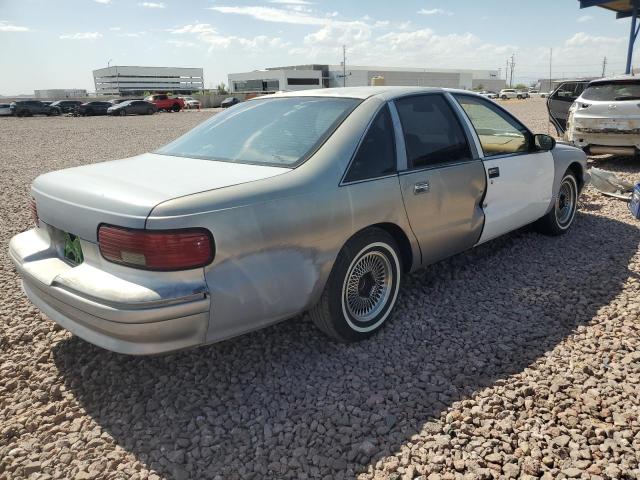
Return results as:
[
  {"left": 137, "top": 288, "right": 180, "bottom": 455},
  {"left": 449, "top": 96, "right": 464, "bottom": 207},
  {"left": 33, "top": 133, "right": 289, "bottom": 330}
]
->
[
  {"left": 582, "top": 81, "right": 640, "bottom": 101},
  {"left": 156, "top": 97, "right": 360, "bottom": 167}
]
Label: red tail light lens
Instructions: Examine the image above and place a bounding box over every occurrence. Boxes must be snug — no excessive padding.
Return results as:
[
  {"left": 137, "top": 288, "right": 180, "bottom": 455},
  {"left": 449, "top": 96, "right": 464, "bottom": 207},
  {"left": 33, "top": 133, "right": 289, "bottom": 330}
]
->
[
  {"left": 29, "top": 198, "right": 39, "bottom": 226},
  {"left": 98, "top": 225, "right": 214, "bottom": 271}
]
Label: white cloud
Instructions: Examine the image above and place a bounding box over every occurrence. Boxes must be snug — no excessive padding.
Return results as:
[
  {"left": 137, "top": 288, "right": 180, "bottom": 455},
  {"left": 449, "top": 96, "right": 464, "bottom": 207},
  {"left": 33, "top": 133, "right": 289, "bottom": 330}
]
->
[
  {"left": 117, "top": 31, "right": 146, "bottom": 37},
  {"left": 166, "top": 39, "right": 198, "bottom": 48},
  {"left": 418, "top": 8, "right": 453, "bottom": 16},
  {"left": 167, "top": 22, "right": 289, "bottom": 52},
  {"left": 94, "top": 0, "right": 112, "bottom": 4},
  {"left": 109, "top": 26, "right": 121, "bottom": 31},
  {"left": 139, "top": 2, "right": 165, "bottom": 8},
  {"left": 269, "top": 0, "right": 313, "bottom": 4},
  {"left": 0, "top": 21, "right": 30, "bottom": 32},
  {"left": 209, "top": 6, "right": 326, "bottom": 25},
  {"left": 59, "top": 32, "right": 103, "bottom": 40},
  {"left": 577, "top": 15, "right": 593, "bottom": 23},
  {"left": 565, "top": 32, "right": 624, "bottom": 46}
]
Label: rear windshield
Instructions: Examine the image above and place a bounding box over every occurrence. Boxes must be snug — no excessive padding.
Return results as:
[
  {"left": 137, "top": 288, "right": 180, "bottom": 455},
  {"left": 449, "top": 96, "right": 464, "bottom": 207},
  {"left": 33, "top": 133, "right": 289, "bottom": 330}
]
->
[
  {"left": 582, "top": 82, "right": 640, "bottom": 101},
  {"left": 156, "top": 97, "right": 360, "bottom": 167}
]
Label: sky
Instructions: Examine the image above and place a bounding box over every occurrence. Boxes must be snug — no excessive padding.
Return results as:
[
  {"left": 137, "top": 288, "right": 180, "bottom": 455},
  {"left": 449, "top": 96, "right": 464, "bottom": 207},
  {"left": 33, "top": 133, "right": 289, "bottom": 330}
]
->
[{"left": 0, "top": 0, "right": 638, "bottom": 95}]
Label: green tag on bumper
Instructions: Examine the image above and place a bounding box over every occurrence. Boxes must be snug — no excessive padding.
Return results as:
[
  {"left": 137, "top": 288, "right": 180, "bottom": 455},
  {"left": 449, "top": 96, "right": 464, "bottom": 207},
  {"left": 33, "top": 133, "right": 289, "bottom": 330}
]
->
[{"left": 63, "top": 232, "right": 84, "bottom": 264}]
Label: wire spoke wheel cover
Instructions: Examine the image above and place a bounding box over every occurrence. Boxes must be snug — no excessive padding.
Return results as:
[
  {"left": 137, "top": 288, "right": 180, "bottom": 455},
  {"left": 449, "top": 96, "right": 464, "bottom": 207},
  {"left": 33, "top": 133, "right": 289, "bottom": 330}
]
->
[
  {"left": 555, "top": 175, "right": 577, "bottom": 228},
  {"left": 341, "top": 242, "right": 399, "bottom": 332}
]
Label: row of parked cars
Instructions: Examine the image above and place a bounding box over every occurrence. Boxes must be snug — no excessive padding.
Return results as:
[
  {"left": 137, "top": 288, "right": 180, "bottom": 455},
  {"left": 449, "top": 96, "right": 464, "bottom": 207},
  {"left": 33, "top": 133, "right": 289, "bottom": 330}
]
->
[{"left": 0, "top": 94, "right": 212, "bottom": 117}]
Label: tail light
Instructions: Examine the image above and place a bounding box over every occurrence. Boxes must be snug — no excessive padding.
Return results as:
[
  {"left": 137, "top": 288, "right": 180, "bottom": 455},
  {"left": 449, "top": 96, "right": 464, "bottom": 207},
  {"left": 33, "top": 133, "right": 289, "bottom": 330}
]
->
[
  {"left": 98, "top": 224, "right": 214, "bottom": 271},
  {"left": 29, "top": 198, "right": 39, "bottom": 226}
]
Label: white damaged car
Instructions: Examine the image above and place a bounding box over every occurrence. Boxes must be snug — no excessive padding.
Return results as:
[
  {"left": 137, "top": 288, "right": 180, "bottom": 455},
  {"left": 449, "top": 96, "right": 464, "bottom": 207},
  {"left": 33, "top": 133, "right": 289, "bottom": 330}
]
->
[{"left": 552, "top": 76, "right": 640, "bottom": 157}]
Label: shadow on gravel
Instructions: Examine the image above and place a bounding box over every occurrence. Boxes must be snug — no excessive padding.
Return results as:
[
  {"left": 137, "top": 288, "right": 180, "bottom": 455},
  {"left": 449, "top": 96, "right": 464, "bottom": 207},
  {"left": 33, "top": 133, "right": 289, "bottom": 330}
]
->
[{"left": 52, "top": 211, "right": 638, "bottom": 480}]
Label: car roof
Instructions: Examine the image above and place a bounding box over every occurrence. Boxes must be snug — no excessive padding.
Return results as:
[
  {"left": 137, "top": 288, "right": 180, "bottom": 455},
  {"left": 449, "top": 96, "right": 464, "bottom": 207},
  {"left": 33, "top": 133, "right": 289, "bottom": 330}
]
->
[
  {"left": 264, "top": 86, "right": 480, "bottom": 101},
  {"left": 589, "top": 74, "right": 639, "bottom": 85}
]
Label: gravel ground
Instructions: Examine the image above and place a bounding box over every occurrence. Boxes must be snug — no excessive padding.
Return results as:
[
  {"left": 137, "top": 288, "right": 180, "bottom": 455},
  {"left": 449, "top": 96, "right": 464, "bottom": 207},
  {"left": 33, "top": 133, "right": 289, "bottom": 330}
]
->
[{"left": 1, "top": 100, "right": 639, "bottom": 480}]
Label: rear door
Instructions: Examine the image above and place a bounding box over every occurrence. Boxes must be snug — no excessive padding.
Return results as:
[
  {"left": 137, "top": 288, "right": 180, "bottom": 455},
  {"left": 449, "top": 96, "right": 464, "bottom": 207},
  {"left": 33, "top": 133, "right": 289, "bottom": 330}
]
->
[
  {"left": 547, "top": 81, "right": 588, "bottom": 134},
  {"left": 392, "top": 93, "right": 486, "bottom": 266},
  {"left": 453, "top": 94, "right": 554, "bottom": 244}
]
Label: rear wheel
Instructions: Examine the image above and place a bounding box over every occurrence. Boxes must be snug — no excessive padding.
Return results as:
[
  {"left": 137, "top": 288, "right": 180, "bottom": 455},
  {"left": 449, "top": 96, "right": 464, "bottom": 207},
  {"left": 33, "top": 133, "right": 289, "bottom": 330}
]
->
[
  {"left": 535, "top": 172, "right": 578, "bottom": 235},
  {"left": 310, "top": 228, "right": 402, "bottom": 342},
  {"left": 501, "top": 95, "right": 507, "bottom": 100},
  {"left": 147, "top": 108, "right": 154, "bottom": 115},
  {"left": 172, "top": 103, "right": 181, "bottom": 112}
]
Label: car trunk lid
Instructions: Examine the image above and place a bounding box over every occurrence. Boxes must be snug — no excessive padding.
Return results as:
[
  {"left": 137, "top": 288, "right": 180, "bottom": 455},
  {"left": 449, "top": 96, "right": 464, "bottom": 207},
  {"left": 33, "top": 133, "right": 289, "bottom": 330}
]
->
[{"left": 32, "top": 152, "right": 290, "bottom": 242}]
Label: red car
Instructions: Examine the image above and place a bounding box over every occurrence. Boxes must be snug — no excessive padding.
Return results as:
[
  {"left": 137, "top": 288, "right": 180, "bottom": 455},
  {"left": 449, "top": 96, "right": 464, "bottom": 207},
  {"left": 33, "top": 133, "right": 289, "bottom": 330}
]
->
[{"left": 143, "top": 94, "right": 184, "bottom": 112}]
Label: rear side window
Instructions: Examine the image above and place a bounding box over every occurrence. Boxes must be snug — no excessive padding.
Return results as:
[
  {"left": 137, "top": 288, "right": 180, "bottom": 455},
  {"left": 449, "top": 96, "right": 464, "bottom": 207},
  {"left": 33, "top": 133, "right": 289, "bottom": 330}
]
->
[
  {"left": 582, "top": 82, "right": 640, "bottom": 101},
  {"left": 344, "top": 105, "right": 396, "bottom": 182},
  {"left": 395, "top": 94, "right": 471, "bottom": 169}
]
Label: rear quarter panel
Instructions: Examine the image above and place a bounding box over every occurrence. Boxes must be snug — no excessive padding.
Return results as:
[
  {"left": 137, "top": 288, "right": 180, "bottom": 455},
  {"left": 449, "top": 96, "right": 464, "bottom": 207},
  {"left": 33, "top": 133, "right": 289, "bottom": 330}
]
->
[{"left": 145, "top": 96, "right": 419, "bottom": 343}]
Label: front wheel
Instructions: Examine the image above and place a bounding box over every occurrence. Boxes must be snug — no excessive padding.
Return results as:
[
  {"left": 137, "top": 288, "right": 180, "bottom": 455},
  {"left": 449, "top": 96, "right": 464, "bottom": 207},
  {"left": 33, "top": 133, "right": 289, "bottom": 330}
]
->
[
  {"left": 501, "top": 95, "right": 507, "bottom": 100},
  {"left": 535, "top": 172, "right": 578, "bottom": 235},
  {"left": 310, "top": 228, "right": 402, "bottom": 342},
  {"left": 172, "top": 104, "right": 181, "bottom": 112}
]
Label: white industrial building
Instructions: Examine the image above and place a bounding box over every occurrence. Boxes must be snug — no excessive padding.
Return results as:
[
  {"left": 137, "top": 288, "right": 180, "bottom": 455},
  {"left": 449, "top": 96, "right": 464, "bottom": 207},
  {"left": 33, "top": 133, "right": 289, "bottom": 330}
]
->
[
  {"left": 34, "top": 89, "right": 87, "bottom": 99},
  {"left": 93, "top": 66, "right": 204, "bottom": 96},
  {"left": 228, "top": 64, "right": 504, "bottom": 94}
]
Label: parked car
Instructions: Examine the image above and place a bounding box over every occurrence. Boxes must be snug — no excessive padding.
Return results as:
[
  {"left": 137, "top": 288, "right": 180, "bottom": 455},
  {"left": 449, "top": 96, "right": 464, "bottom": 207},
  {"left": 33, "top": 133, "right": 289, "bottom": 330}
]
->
[
  {"left": 499, "top": 89, "right": 520, "bottom": 100},
  {"left": 144, "top": 94, "right": 184, "bottom": 112},
  {"left": 221, "top": 96, "right": 240, "bottom": 108},
  {"left": 478, "top": 91, "right": 498, "bottom": 99},
  {"left": 549, "top": 75, "right": 640, "bottom": 156},
  {"left": 179, "top": 96, "right": 201, "bottom": 109},
  {"left": 77, "top": 101, "right": 112, "bottom": 116},
  {"left": 546, "top": 80, "right": 590, "bottom": 134},
  {"left": 107, "top": 100, "right": 157, "bottom": 116},
  {"left": 529, "top": 89, "right": 540, "bottom": 96},
  {"left": 9, "top": 87, "right": 588, "bottom": 355},
  {"left": 516, "top": 90, "right": 530, "bottom": 99},
  {"left": 540, "top": 91, "right": 552, "bottom": 98},
  {"left": 0, "top": 103, "right": 12, "bottom": 116},
  {"left": 9, "top": 100, "right": 60, "bottom": 117},
  {"left": 49, "top": 100, "right": 83, "bottom": 114},
  {"left": 110, "top": 98, "right": 142, "bottom": 105}
]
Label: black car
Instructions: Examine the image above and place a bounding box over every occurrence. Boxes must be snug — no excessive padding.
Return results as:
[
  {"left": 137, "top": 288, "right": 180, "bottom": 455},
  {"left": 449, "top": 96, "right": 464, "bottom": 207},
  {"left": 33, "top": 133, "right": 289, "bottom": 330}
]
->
[
  {"left": 220, "top": 97, "right": 240, "bottom": 108},
  {"left": 49, "top": 100, "right": 83, "bottom": 114},
  {"left": 77, "top": 101, "right": 113, "bottom": 116},
  {"left": 110, "top": 98, "right": 143, "bottom": 105},
  {"left": 10, "top": 100, "right": 60, "bottom": 117},
  {"left": 107, "top": 100, "right": 157, "bottom": 116}
]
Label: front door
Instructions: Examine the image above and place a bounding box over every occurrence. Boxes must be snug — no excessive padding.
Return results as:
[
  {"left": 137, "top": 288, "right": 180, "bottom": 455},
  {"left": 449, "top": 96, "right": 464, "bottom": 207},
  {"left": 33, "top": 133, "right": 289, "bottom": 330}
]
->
[
  {"left": 547, "top": 81, "right": 588, "bottom": 134},
  {"left": 393, "top": 94, "right": 486, "bottom": 266},
  {"left": 452, "top": 94, "right": 554, "bottom": 244}
]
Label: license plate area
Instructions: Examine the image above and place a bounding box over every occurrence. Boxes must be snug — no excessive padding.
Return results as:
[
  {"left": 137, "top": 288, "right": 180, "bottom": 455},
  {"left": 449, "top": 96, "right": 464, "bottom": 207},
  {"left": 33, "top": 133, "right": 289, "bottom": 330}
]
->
[{"left": 62, "top": 231, "right": 84, "bottom": 265}]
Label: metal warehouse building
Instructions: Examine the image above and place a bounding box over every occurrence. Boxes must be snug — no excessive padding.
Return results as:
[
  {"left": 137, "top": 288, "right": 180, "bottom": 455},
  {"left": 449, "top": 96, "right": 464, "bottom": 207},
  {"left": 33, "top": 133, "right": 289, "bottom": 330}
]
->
[
  {"left": 228, "top": 64, "right": 504, "bottom": 94},
  {"left": 93, "top": 66, "right": 204, "bottom": 96}
]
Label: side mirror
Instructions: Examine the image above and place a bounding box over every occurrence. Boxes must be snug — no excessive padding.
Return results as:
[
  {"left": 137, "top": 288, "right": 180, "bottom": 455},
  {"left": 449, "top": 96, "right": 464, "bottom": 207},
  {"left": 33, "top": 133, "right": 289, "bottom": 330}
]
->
[{"left": 534, "top": 133, "right": 556, "bottom": 151}]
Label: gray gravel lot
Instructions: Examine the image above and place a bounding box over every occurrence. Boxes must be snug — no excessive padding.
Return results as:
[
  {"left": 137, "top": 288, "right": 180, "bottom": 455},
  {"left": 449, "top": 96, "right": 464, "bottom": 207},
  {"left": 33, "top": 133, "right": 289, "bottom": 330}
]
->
[{"left": 1, "top": 99, "right": 639, "bottom": 480}]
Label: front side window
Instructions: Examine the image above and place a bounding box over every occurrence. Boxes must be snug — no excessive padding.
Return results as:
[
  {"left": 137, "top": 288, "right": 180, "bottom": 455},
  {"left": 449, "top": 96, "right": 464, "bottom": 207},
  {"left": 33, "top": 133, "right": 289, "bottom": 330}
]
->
[
  {"left": 454, "top": 94, "right": 531, "bottom": 157},
  {"left": 582, "top": 81, "right": 640, "bottom": 101},
  {"left": 394, "top": 94, "right": 471, "bottom": 169},
  {"left": 156, "top": 97, "right": 360, "bottom": 167},
  {"left": 344, "top": 105, "right": 396, "bottom": 182}
]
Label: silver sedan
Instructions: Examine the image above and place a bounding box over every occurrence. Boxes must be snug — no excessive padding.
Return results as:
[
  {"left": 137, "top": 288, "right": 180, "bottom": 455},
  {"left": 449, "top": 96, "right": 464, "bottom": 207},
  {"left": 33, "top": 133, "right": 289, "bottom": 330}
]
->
[{"left": 9, "top": 87, "right": 589, "bottom": 354}]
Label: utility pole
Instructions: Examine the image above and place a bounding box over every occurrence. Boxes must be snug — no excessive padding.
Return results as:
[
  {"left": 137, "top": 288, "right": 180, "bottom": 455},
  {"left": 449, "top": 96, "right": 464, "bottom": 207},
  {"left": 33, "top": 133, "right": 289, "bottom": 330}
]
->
[
  {"left": 602, "top": 56, "right": 607, "bottom": 77},
  {"left": 506, "top": 59, "right": 510, "bottom": 86},
  {"left": 342, "top": 45, "right": 346, "bottom": 87},
  {"left": 510, "top": 53, "right": 516, "bottom": 87},
  {"left": 549, "top": 48, "right": 552, "bottom": 93}
]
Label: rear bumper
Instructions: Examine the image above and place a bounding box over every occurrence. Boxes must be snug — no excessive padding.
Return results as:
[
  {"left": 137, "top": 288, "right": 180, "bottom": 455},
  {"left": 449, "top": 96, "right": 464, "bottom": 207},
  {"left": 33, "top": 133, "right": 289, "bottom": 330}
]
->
[{"left": 9, "top": 228, "right": 210, "bottom": 355}]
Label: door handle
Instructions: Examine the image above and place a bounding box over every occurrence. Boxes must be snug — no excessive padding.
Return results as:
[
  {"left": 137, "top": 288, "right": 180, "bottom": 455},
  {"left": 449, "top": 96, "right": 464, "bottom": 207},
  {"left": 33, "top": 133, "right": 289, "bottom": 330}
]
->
[
  {"left": 413, "top": 181, "right": 430, "bottom": 194},
  {"left": 488, "top": 167, "right": 500, "bottom": 179}
]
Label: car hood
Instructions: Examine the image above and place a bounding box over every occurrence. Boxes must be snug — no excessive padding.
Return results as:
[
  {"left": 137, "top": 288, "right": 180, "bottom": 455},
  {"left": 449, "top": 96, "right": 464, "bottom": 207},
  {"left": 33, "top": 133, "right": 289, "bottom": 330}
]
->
[{"left": 32, "top": 152, "right": 291, "bottom": 241}]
